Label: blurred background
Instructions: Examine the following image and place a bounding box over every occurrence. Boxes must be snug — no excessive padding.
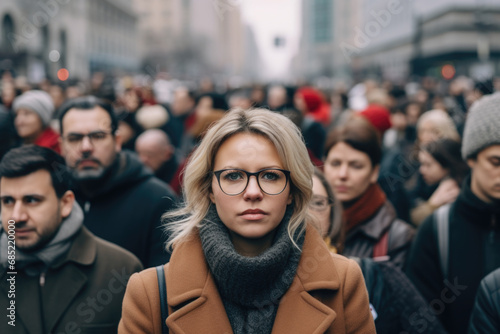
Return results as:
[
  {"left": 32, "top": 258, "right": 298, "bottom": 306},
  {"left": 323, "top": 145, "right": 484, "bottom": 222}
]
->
[{"left": 1, "top": 0, "right": 499, "bottom": 87}]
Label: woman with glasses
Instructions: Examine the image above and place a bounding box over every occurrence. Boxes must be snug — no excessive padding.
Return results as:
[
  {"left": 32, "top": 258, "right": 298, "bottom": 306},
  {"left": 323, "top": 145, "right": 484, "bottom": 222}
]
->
[
  {"left": 323, "top": 116, "right": 414, "bottom": 269},
  {"left": 119, "top": 108, "right": 376, "bottom": 333},
  {"left": 309, "top": 168, "right": 447, "bottom": 334}
]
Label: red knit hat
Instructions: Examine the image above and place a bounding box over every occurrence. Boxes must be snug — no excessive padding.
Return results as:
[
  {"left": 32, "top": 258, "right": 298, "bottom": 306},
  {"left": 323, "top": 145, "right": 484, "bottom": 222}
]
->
[
  {"left": 296, "top": 87, "right": 322, "bottom": 113},
  {"left": 359, "top": 104, "right": 392, "bottom": 135}
]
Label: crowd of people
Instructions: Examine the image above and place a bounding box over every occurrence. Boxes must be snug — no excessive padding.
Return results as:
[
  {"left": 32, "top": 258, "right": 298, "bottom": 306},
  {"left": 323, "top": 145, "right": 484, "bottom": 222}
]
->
[{"left": 0, "top": 70, "right": 499, "bottom": 333}]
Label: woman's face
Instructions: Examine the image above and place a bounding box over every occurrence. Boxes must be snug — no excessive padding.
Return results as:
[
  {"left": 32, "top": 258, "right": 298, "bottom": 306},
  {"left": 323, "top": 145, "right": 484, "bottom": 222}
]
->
[
  {"left": 419, "top": 150, "right": 448, "bottom": 185},
  {"left": 324, "top": 142, "right": 379, "bottom": 203},
  {"left": 209, "top": 132, "right": 292, "bottom": 255},
  {"left": 310, "top": 175, "right": 331, "bottom": 238},
  {"left": 15, "top": 108, "right": 44, "bottom": 141}
]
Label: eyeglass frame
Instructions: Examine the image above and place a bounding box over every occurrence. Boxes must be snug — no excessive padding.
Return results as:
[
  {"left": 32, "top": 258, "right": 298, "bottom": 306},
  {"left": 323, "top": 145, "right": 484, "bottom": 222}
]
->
[
  {"left": 308, "top": 194, "right": 333, "bottom": 212},
  {"left": 62, "top": 131, "right": 114, "bottom": 145},
  {"left": 211, "top": 168, "right": 291, "bottom": 196}
]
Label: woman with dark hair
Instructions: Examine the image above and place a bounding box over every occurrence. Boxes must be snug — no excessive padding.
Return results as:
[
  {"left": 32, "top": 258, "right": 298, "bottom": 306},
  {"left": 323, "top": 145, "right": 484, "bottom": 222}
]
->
[
  {"left": 310, "top": 168, "right": 447, "bottom": 334},
  {"left": 410, "top": 138, "right": 470, "bottom": 226},
  {"left": 323, "top": 116, "right": 414, "bottom": 269}
]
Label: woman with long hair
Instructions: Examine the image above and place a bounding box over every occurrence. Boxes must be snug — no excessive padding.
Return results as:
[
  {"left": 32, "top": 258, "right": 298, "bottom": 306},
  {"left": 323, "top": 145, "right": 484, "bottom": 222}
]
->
[{"left": 119, "top": 108, "right": 375, "bottom": 333}]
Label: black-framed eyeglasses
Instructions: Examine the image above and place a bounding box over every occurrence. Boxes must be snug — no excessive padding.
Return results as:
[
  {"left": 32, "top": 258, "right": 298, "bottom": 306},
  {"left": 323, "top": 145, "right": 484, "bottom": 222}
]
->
[
  {"left": 309, "top": 194, "right": 333, "bottom": 212},
  {"left": 63, "top": 131, "right": 113, "bottom": 146},
  {"left": 212, "top": 168, "right": 291, "bottom": 196}
]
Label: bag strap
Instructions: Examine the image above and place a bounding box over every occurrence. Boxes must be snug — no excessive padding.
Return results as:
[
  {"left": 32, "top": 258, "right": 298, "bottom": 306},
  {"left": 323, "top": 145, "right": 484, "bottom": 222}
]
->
[
  {"left": 373, "top": 229, "right": 390, "bottom": 259},
  {"left": 156, "top": 265, "right": 169, "bottom": 334},
  {"left": 433, "top": 204, "right": 451, "bottom": 279}
]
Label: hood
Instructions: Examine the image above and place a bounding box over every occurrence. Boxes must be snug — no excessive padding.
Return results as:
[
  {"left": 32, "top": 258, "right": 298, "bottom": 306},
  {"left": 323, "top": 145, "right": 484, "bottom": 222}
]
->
[{"left": 77, "top": 150, "right": 153, "bottom": 200}]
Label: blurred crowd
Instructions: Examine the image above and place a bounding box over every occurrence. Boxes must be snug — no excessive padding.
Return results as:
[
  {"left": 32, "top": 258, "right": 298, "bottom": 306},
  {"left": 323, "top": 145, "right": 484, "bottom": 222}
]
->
[{"left": 1, "top": 69, "right": 500, "bottom": 334}]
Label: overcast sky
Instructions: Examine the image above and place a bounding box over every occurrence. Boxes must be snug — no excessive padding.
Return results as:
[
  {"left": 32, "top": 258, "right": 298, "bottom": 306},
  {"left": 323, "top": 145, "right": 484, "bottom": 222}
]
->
[{"left": 240, "top": 0, "right": 301, "bottom": 81}]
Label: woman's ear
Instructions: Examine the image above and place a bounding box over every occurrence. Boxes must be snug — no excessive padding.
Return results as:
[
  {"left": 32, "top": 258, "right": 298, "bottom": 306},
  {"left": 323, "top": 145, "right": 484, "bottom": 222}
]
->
[
  {"left": 370, "top": 164, "right": 380, "bottom": 184},
  {"left": 209, "top": 191, "right": 215, "bottom": 204}
]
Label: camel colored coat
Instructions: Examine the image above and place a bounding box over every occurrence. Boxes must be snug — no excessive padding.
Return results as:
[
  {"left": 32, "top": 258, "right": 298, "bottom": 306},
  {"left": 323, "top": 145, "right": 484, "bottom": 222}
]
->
[{"left": 119, "top": 225, "right": 376, "bottom": 334}]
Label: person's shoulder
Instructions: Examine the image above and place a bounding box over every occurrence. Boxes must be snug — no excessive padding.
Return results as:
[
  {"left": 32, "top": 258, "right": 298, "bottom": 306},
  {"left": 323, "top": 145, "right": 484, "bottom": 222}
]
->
[
  {"left": 481, "top": 268, "right": 500, "bottom": 294},
  {"left": 92, "top": 233, "right": 143, "bottom": 269},
  {"left": 329, "top": 253, "right": 363, "bottom": 277}
]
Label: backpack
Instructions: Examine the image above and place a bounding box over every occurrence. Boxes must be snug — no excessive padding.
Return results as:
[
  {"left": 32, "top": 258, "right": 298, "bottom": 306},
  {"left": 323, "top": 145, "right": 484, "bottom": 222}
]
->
[{"left": 432, "top": 204, "right": 452, "bottom": 279}]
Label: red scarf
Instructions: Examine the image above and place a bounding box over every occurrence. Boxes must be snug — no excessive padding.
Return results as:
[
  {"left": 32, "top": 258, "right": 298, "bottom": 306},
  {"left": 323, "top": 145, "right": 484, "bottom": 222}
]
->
[{"left": 343, "top": 183, "right": 386, "bottom": 232}]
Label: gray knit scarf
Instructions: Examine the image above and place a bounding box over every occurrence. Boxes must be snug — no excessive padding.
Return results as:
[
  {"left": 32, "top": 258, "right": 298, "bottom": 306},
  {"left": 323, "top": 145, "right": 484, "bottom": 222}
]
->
[
  {"left": 0, "top": 202, "right": 83, "bottom": 276},
  {"left": 199, "top": 204, "right": 304, "bottom": 334}
]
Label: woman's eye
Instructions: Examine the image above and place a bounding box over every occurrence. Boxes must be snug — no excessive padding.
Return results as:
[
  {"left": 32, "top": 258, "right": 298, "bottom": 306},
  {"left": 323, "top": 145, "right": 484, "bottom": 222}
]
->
[
  {"left": 261, "top": 171, "right": 279, "bottom": 181},
  {"left": 224, "top": 171, "right": 244, "bottom": 181}
]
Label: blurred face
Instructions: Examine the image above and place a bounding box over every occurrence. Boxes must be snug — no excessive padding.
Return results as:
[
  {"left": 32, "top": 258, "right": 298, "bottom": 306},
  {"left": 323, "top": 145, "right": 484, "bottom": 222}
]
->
[
  {"left": 135, "top": 140, "right": 171, "bottom": 172},
  {"left": 419, "top": 150, "right": 448, "bottom": 185},
  {"left": 0, "top": 170, "right": 74, "bottom": 251},
  {"left": 14, "top": 108, "right": 44, "bottom": 142},
  {"left": 209, "top": 133, "right": 292, "bottom": 256},
  {"left": 418, "top": 120, "right": 440, "bottom": 145},
  {"left": 468, "top": 145, "right": 500, "bottom": 203},
  {"left": 60, "top": 107, "right": 121, "bottom": 181},
  {"left": 310, "top": 175, "right": 331, "bottom": 238},
  {"left": 324, "top": 142, "right": 379, "bottom": 203}
]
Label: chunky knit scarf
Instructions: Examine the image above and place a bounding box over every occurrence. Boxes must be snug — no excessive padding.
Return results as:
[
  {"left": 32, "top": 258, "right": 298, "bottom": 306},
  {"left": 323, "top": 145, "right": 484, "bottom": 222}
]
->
[{"left": 199, "top": 204, "right": 303, "bottom": 334}]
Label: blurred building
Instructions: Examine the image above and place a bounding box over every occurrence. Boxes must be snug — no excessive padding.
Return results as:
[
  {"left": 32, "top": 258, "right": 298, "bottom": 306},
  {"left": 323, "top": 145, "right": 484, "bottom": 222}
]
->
[
  {"left": 0, "top": 0, "right": 140, "bottom": 82},
  {"left": 136, "top": 0, "right": 261, "bottom": 80},
  {"left": 294, "top": 0, "right": 500, "bottom": 82}
]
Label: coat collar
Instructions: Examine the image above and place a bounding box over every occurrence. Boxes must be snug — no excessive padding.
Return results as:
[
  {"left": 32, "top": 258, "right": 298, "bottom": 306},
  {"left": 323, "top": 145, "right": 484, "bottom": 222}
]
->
[
  {"left": 0, "top": 227, "right": 96, "bottom": 334},
  {"left": 165, "top": 224, "right": 339, "bottom": 334},
  {"left": 346, "top": 200, "right": 395, "bottom": 241}
]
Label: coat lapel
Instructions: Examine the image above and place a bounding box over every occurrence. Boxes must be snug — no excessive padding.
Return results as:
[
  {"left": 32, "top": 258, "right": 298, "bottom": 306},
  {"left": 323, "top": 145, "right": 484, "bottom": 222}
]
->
[
  {"left": 44, "top": 227, "right": 96, "bottom": 332},
  {"left": 43, "top": 264, "right": 88, "bottom": 332},
  {"left": 165, "top": 225, "right": 341, "bottom": 334},
  {"left": 272, "top": 225, "right": 341, "bottom": 333},
  {"left": 0, "top": 271, "right": 44, "bottom": 334}
]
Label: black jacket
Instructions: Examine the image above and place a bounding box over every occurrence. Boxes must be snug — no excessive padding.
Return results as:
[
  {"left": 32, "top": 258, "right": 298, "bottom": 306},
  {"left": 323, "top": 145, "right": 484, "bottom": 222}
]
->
[
  {"left": 343, "top": 200, "right": 415, "bottom": 269},
  {"left": 406, "top": 174, "right": 500, "bottom": 334},
  {"left": 75, "top": 150, "right": 177, "bottom": 267},
  {"left": 468, "top": 267, "right": 500, "bottom": 334},
  {"left": 357, "top": 258, "right": 447, "bottom": 334}
]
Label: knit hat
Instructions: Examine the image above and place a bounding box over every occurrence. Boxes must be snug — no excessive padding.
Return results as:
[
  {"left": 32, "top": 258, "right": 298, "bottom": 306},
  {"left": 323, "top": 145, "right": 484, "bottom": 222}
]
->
[
  {"left": 12, "top": 90, "right": 55, "bottom": 127},
  {"left": 359, "top": 104, "right": 392, "bottom": 136},
  {"left": 462, "top": 92, "right": 500, "bottom": 159}
]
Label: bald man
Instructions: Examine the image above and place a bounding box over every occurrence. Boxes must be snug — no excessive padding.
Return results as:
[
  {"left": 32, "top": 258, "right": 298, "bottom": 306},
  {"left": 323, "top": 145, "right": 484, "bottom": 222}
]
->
[{"left": 135, "top": 129, "right": 178, "bottom": 184}]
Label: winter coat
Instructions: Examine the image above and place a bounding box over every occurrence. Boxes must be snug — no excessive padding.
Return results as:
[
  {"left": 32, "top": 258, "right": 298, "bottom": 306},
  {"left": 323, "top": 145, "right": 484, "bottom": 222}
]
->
[
  {"left": 406, "top": 174, "right": 500, "bottom": 334},
  {"left": 75, "top": 150, "right": 177, "bottom": 267},
  {"left": 0, "top": 227, "right": 143, "bottom": 334},
  {"left": 343, "top": 201, "right": 415, "bottom": 269},
  {"left": 357, "top": 258, "right": 447, "bottom": 334},
  {"left": 118, "top": 225, "right": 376, "bottom": 334},
  {"left": 468, "top": 267, "right": 500, "bottom": 334}
]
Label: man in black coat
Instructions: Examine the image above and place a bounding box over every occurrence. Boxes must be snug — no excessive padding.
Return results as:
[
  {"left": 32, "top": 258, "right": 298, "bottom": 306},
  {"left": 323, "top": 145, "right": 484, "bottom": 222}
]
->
[
  {"left": 406, "top": 92, "right": 500, "bottom": 334},
  {"left": 59, "top": 96, "right": 176, "bottom": 267}
]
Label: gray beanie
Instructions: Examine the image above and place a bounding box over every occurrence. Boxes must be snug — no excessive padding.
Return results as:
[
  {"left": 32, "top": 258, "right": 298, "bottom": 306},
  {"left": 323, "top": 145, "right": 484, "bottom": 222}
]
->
[
  {"left": 12, "top": 90, "right": 55, "bottom": 127},
  {"left": 462, "top": 91, "right": 500, "bottom": 159}
]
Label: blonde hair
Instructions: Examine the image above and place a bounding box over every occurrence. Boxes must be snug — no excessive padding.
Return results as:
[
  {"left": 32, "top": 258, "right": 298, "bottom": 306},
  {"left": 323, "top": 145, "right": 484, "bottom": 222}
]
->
[
  {"left": 417, "top": 109, "right": 460, "bottom": 142},
  {"left": 164, "top": 108, "right": 314, "bottom": 250}
]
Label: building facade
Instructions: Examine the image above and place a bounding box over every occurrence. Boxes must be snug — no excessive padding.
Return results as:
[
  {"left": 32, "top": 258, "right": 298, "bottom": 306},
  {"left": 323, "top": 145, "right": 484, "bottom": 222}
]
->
[{"left": 0, "top": 0, "right": 139, "bottom": 82}]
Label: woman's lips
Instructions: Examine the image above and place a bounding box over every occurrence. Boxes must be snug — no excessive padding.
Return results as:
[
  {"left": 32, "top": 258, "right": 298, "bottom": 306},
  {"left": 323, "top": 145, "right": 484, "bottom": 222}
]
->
[
  {"left": 240, "top": 209, "right": 266, "bottom": 220},
  {"left": 335, "top": 185, "right": 349, "bottom": 192}
]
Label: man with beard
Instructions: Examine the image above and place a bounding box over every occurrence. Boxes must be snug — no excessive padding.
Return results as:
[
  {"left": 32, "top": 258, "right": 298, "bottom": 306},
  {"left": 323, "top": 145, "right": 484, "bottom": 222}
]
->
[
  {"left": 0, "top": 146, "right": 142, "bottom": 333},
  {"left": 58, "top": 96, "right": 176, "bottom": 267}
]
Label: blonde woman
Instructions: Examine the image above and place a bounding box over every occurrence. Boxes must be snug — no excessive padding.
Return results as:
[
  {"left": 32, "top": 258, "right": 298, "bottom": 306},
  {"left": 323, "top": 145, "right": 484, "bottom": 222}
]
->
[{"left": 119, "top": 108, "right": 375, "bottom": 334}]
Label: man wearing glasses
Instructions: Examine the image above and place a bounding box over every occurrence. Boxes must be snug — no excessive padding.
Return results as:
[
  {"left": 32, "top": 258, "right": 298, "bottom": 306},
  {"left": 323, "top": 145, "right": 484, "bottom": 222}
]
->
[{"left": 58, "top": 96, "right": 176, "bottom": 267}]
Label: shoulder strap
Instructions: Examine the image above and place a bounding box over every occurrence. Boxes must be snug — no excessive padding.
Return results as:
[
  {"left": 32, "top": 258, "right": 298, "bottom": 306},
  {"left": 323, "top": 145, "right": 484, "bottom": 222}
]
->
[
  {"left": 433, "top": 204, "right": 451, "bottom": 279},
  {"left": 373, "top": 229, "right": 390, "bottom": 259},
  {"left": 156, "top": 265, "right": 169, "bottom": 334}
]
